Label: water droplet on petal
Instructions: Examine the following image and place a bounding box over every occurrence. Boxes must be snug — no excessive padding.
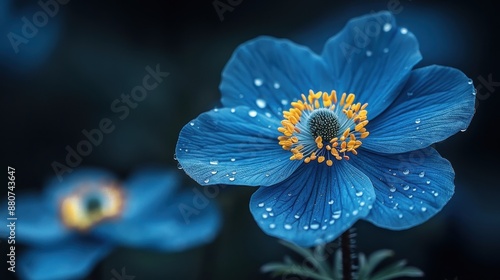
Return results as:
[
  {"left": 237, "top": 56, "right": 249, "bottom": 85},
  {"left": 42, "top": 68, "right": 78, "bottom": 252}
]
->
[
  {"left": 281, "top": 99, "right": 288, "bottom": 105},
  {"left": 310, "top": 223, "right": 320, "bottom": 230},
  {"left": 303, "top": 225, "right": 309, "bottom": 230},
  {"left": 284, "top": 224, "right": 292, "bottom": 230},
  {"left": 230, "top": 158, "right": 236, "bottom": 162},
  {"left": 254, "top": 78, "right": 263, "bottom": 86},
  {"left": 421, "top": 207, "right": 427, "bottom": 212},
  {"left": 230, "top": 108, "right": 236, "bottom": 113},
  {"left": 460, "top": 128, "right": 467, "bottom": 132},
  {"left": 415, "top": 118, "right": 421, "bottom": 124},
  {"left": 468, "top": 79, "right": 473, "bottom": 85},
  {"left": 269, "top": 223, "right": 276, "bottom": 229},
  {"left": 366, "top": 50, "right": 372, "bottom": 57},
  {"left": 403, "top": 185, "right": 410, "bottom": 191},
  {"left": 209, "top": 160, "right": 218, "bottom": 165},
  {"left": 426, "top": 180, "right": 431, "bottom": 185},
  {"left": 258, "top": 203, "right": 265, "bottom": 207},
  {"left": 383, "top": 47, "right": 389, "bottom": 53},
  {"left": 177, "top": 162, "right": 183, "bottom": 170},
  {"left": 472, "top": 88, "right": 477, "bottom": 96},
  {"left": 189, "top": 122, "right": 195, "bottom": 126},
  {"left": 262, "top": 213, "right": 268, "bottom": 219},
  {"left": 332, "top": 211, "right": 341, "bottom": 219},
  {"left": 355, "top": 191, "right": 363, "bottom": 197},
  {"left": 248, "top": 110, "right": 258, "bottom": 117},
  {"left": 400, "top": 27, "right": 408, "bottom": 34},
  {"left": 321, "top": 225, "right": 327, "bottom": 230},
  {"left": 403, "top": 169, "right": 410, "bottom": 175},
  {"left": 419, "top": 171, "right": 425, "bottom": 178},
  {"left": 434, "top": 192, "right": 439, "bottom": 197},
  {"left": 294, "top": 214, "right": 300, "bottom": 219},
  {"left": 329, "top": 220, "right": 335, "bottom": 225},
  {"left": 210, "top": 170, "right": 217, "bottom": 175},
  {"left": 360, "top": 201, "right": 366, "bottom": 206},
  {"left": 204, "top": 179, "right": 210, "bottom": 183},
  {"left": 383, "top": 23, "right": 392, "bottom": 32},
  {"left": 274, "top": 82, "right": 281, "bottom": 89},
  {"left": 229, "top": 177, "right": 235, "bottom": 181},
  {"left": 328, "top": 200, "right": 334, "bottom": 205},
  {"left": 256, "top": 99, "right": 266, "bottom": 108},
  {"left": 352, "top": 210, "right": 359, "bottom": 216},
  {"left": 389, "top": 187, "right": 396, "bottom": 193},
  {"left": 265, "top": 207, "right": 272, "bottom": 212},
  {"left": 269, "top": 212, "right": 274, "bottom": 217},
  {"left": 398, "top": 213, "right": 403, "bottom": 218}
]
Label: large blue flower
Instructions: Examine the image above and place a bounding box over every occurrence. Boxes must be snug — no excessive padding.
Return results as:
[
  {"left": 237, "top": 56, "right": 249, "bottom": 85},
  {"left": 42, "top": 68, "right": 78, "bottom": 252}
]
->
[
  {"left": 1, "top": 167, "right": 221, "bottom": 280},
  {"left": 176, "top": 11, "right": 475, "bottom": 247}
]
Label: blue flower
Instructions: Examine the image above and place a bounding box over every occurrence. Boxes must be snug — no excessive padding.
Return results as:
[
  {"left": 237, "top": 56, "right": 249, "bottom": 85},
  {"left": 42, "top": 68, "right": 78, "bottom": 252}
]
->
[
  {"left": 175, "top": 11, "right": 475, "bottom": 247},
  {"left": 1, "top": 167, "right": 221, "bottom": 280}
]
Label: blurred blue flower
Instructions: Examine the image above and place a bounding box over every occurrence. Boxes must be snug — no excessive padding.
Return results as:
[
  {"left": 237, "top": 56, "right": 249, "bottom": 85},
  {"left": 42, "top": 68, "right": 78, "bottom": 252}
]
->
[
  {"left": 2, "top": 168, "right": 221, "bottom": 280},
  {"left": 176, "top": 11, "right": 476, "bottom": 247}
]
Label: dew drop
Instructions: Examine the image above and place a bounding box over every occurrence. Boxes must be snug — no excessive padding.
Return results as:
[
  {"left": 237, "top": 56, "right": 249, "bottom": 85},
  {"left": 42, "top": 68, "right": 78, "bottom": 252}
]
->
[
  {"left": 254, "top": 78, "right": 263, "bottom": 86},
  {"left": 210, "top": 170, "right": 217, "bottom": 175},
  {"left": 419, "top": 171, "right": 425, "bottom": 178},
  {"left": 328, "top": 200, "right": 334, "bottom": 205},
  {"left": 434, "top": 192, "right": 439, "bottom": 197},
  {"left": 366, "top": 50, "right": 372, "bottom": 57},
  {"left": 281, "top": 99, "right": 288, "bottom": 105},
  {"left": 294, "top": 214, "right": 300, "bottom": 219},
  {"left": 322, "top": 225, "right": 327, "bottom": 230},
  {"left": 229, "top": 177, "right": 235, "bottom": 181},
  {"left": 460, "top": 128, "right": 467, "bottom": 132},
  {"left": 258, "top": 202, "right": 265, "bottom": 207},
  {"left": 398, "top": 213, "right": 403, "bottom": 218},
  {"left": 256, "top": 99, "right": 267, "bottom": 108},
  {"left": 360, "top": 201, "right": 366, "bottom": 206},
  {"left": 189, "top": 122, "right": 195, "bottom": 126},
  {"left": 400, "top": 27, "right": 408, "bottom": 34},
  {"left": 329, "top": 220, "right": 335, "bottom": 225},
  {"left": 388, "top": 195, "right": 393, "bottom": 199},
  {"left": 389, "top": 187, "right": 396, "bottom": 193},
  {"left": 426, "top": 180, "right": 431, "bottom": 185},
  {"left": 310, "top": 223, "right": 320, "bottom": 230},
  {"left": 230, "top": 108, "right": 236, "bottom": 113},
  {"left": 332, "top": 211, "right": 342, "bottom": 219},
  {"left": 262, "top": 213, "right": 268, "bottom": 219},
  {"left": 176, "top": 162, "right": 183, "bottom": 170},
  {"left": 409, "top": 205, "right": 414, "bottom": 210},
  {"left": 402, "top": 169, "right": 410, "bottom": 175},
  {"left": 213, "top": 108, "right": 219, "bottom": 112},
  {"left": 204, "top": 179, "right": 210, "bottom": 184},
  {"left": 403, "top": 185, "right": 410, "bottom": 191},
  {"left": 230, "top": 158, "right": 236, "bottom": 162},
  {"left": 209, "top": 160, "right": 218, "bottom": 165},
  {"left": 472, "top": 88, "right": 477, "bottom": 96},
  {"left": 352, "top": 210, "right": 359, "bottom": 216},
  {"left": 284, "top": 224, "right": 292, "bottom": 230},
  {"left": 368, "top": 205, "right": 373, "bottom": 209},
  {"left": 407, "top": 92, "right": 414, "bottom": 96},
  {"left": 415, "top": 118, "right": 421, "bottom": 124},
  {"left": 248, "top": 110, "right": 258, "bottom": 117},
  {"left": 303, "top": 225, "right": 309, "bottom": 230},
  {"left": 355, "top": 191, "right": 363, "bottom": 197},
  {"left": 468, "top": 79, "right": 473, "bottom": 85},
  {"left": 269, "top": 212, "right": 274, "bottom": 217},
  {"left": 383, "top": 47, "right": 389, "bottom": 53},
  {"left": 265, "top": 207, "right": 272, "bottom": 212},
  {"left": 274, "top": 82, "right": 281, "bottom": 89},
  {"left": 269, "top": 223, "right": 276, "bottom": 229},
  {"left": 421, "top": 207, "right": 427, "bottom": 212},
  {"left": 383, "top": 22, "right": 392, "bottom": 32}
]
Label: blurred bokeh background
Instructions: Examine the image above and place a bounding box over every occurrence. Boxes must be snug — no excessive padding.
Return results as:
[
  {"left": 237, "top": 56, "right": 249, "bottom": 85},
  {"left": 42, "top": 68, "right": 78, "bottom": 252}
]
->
[{"left": 1, "top": 0, "right": 499, "bottom": 279}]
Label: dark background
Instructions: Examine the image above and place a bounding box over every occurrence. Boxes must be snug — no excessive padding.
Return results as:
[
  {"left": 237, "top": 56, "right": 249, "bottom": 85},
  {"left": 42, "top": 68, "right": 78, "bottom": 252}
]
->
[{"left": 1, "top": 0, "right": 499, "bottom": 279}]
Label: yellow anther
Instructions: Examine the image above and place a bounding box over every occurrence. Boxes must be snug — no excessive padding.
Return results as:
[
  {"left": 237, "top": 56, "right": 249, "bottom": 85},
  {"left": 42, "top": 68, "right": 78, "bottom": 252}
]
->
[
  {"left": 326, "top": 160, "right": 333, "bottom": 166},
  {"left": 361, "top": 132, "right": 370, "bottom": 138},
  {"left": 361, "top": 103, "right": 368, "bottom": 110},
  {"left": 339, "top": 92, "right": 347, "bottom": 106},
  {"left": 310, "top": 152, "right": 317, "bottom": 160},
  {"left": 323, "top": 92, "right": 332, "bottom": 107},
  {"left": 314, "top": 99, "right": 320, "bottom": 109},
  {"left": 304, "top": 157, "right": 311, "bottom": 163},
  {"left": 330, "top": 90, "right": 337, "bottom": 104},
  {"left": 318, "top": 156, "right": 325, "bottom": 163},
  {"left": 342, "top": 128, "right": 350, "bottom": 138},
  {"left": 345, "top": 93, "right": 355, "bottom": 107}
]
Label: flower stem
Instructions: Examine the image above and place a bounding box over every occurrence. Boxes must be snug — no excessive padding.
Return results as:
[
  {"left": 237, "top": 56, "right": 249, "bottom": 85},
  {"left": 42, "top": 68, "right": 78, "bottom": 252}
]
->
[{"left": 340, "top": 228, "right": 356, "bottom": 280}]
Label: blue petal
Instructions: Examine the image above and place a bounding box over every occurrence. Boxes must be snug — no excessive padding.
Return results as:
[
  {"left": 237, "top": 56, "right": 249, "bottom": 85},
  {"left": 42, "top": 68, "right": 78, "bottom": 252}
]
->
[
  {"left": 250, "top": 162, "right": 375, "bottom": 247},
  {"left": 220, "top": 36, "right": 333, "bottom": 118},
  {"left": 349, "top": 148, "right": 454, "bottom": 229},
  {"left": 93, "top": 191, "right": 221, "bottom": 252},
  {"left": 363, "top": 65, "right": 476, "bottom": 153},
  {"left": 176, "top": 106, "right": 301, "bottom": 186},
  {"left": 43, "top": 168, "right": 117, "bottom": 206},
  {"left": 0, "top": 194, "right": 71, "bottom": 246},
  {"left": 18, "top": 238, "right": 112, "bottom": 280},
  {"left": 322, "top": 11, "right": 422, "bottom": 118},
  {"left": 121, "top": 167, "right": 180, "bottom": 219}
]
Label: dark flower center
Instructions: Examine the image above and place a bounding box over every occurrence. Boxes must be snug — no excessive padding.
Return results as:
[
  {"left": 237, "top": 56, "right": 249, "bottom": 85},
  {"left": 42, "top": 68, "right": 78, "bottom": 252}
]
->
[
  {"left": 85, "top": 196, "right": 102, "bottom": 216},
  {"left": 307, "top": 108, "right": 340, "bottom": 141}
]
